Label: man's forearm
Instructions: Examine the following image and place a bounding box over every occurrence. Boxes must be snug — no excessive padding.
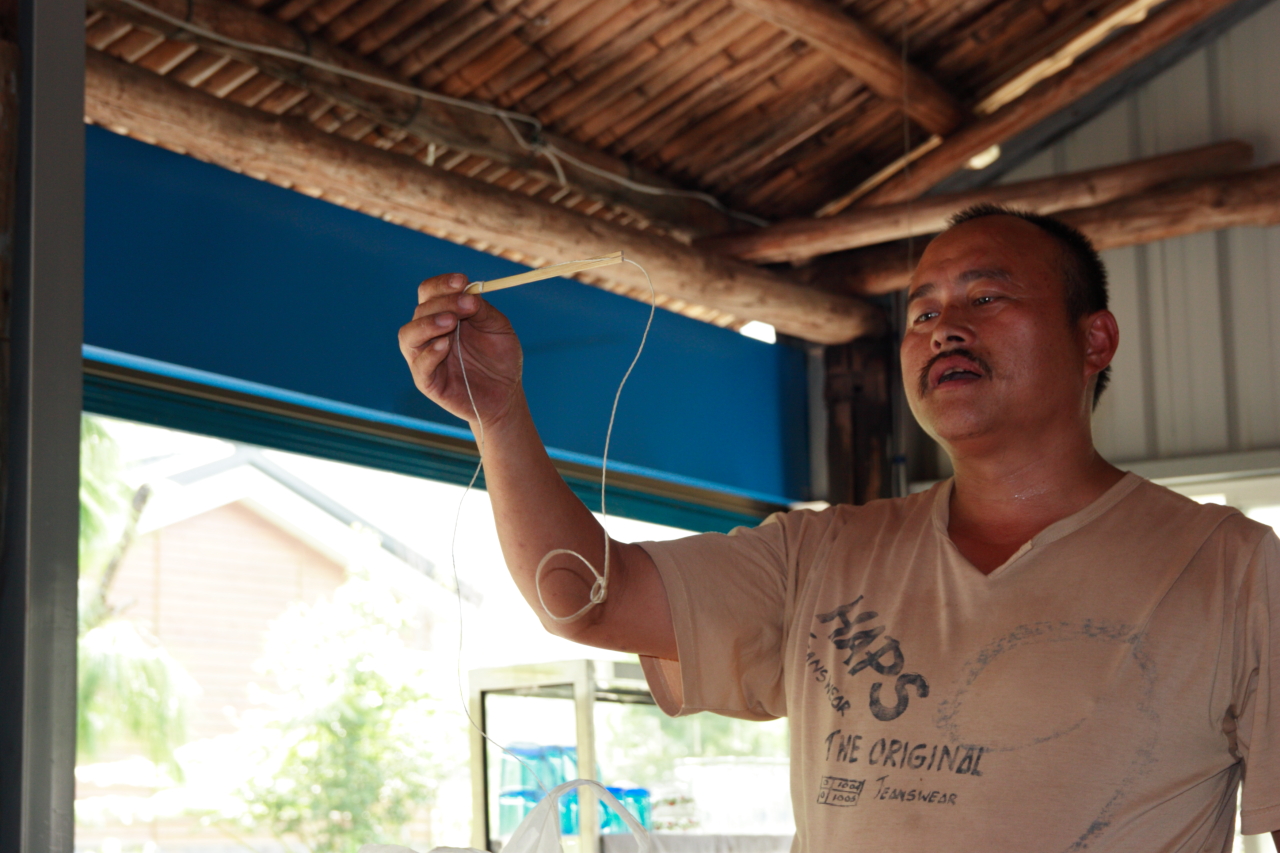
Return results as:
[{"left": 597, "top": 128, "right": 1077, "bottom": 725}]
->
[
  {"left": 475, "top": 384, "right": 617, "bottom": 636},
  {"left": 474, "top": 384, "right": 676, "bottom": 658}
]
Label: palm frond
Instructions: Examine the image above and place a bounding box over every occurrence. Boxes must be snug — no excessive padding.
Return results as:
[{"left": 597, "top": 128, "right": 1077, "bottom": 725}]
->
[{"left": 77, "top": 620, "right": 200, "bottom": 775}]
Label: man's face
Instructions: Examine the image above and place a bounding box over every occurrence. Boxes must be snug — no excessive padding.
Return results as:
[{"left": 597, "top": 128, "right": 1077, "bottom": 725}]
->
[{"left": 900, "top": 215, "right": 1097, "bottom": 449}]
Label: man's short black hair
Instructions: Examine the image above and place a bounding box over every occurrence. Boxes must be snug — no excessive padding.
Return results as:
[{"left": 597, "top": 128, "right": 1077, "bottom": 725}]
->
[{"left": 947, "top": 203, "right": 1111, "bottom": 407}]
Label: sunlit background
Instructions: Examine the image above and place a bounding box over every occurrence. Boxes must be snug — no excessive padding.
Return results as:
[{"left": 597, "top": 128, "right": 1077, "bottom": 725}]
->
[{"left": 74, "top": 415, "right": 795, "bottom": 853}]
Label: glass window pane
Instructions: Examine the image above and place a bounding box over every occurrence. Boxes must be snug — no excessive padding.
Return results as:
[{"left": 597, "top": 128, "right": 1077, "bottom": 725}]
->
[
  {"left": 595, "top": 702, "right": 793, "bottom": 838},
  {"left": 75, "top": 414, "right": 690, "bottom": 852}
]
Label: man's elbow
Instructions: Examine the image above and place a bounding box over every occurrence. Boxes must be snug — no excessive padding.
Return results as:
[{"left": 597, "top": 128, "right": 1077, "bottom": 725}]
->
[{"left": 527, "top": 541, "right": 676, "bottom": 660}]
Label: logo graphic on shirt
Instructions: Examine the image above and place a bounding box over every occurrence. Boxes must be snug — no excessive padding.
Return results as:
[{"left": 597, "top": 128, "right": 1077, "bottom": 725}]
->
[
  {"left": 815, "top": 774, "right": 962, "bottom": 808},
  {"left": 808, "top": 596, "right": 929, "bottom": 721},
  {"left": 816, "top": 775, "right": 864, "bottom": 806}
]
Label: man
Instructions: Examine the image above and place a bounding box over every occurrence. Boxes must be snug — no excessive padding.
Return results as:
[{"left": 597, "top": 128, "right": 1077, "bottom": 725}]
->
[{"left": 399, "top": 206, "right": 1280, "bottom": 851}]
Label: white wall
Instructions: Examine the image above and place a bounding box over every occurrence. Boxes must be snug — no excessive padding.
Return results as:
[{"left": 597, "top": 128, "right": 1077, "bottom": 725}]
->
[{"left": 999, "top": 0, "right": 1280, "bottom": 467}]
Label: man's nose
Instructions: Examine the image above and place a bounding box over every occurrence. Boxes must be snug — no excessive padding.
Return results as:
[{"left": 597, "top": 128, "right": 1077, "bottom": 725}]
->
[{"left": 931, "top": 307, "right": 974, "bottom": 351}]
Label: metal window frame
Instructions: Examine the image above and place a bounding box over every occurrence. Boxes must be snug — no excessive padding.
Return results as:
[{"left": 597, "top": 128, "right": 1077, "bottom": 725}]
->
[
  {"left": 469, "top": 660, "right": 654, "bottom": 853},
  {"left": 0, "top": 1, "right": 85, "bottom": 851},
  {"left": 82, "top": 356, "right": 783, "bottom": 533}
]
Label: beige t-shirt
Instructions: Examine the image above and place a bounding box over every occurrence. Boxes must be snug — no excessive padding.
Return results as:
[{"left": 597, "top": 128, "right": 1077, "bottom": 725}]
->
[{"left": 639, "top": 474, "right": 1280, "bottom": 852}]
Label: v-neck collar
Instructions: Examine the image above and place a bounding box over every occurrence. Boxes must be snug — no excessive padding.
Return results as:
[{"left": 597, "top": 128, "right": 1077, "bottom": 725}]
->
[{"left": 929, "top": 472, "right": 1144, "bottom": 578}]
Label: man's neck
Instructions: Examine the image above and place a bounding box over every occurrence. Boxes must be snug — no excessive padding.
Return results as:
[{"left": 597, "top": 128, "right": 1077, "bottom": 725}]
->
[{"left": 944, "top": 431, "right": 1124, "bottom": 573}]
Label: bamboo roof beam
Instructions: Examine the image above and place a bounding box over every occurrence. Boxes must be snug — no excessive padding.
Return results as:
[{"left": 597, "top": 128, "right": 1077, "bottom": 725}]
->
[
  {"left": 729, "top": 0, "right": 964, "bottom": 136},
  {"left": 85, "top": 48, "right": 881, "bottom": 345},
  {"left": 828, "top": 163, "right": 1280, "bottom": 296},
  {"left": 697, "top": 140, "right": 1252, "bottom": 263},
  {"left": 852, "top": 0, "right": 1244, "bottom": 209},
  {"left": 86, "top": 0, "right": 738, "bottom": 240}
]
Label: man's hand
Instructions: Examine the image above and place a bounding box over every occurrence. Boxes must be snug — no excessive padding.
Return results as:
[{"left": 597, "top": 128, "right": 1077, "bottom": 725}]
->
[{"left": 398, "top": 273, "right": 523, "bottom": 431}]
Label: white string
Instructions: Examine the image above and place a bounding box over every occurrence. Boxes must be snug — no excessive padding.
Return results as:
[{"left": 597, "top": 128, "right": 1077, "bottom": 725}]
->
[
  {"left": 111, "top": 0, "right": 767, "bottom": 227},
  {"left": 456, "top": 257, "right": 656, "bottom": 623},
  {"left": 533, "top": 258, "right": 656, "bottom": 623},
  {"left": 444, "top": 254, "right": 657, "bottom": 796}
]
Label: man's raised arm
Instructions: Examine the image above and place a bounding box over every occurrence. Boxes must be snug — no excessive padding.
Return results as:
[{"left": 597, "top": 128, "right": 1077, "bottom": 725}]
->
[{"left": 398, "top": 272, "right": 677, "bottom": 660}]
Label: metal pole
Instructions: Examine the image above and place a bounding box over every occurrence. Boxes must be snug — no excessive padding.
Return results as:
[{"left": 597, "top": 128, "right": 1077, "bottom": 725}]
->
[
  {"left": 889, "top": 289, "right": 910, "bottom": 498},
  {"left": 469, "top": 684, "right": 489, "bottom": 850},
  {"left": 0, "top": 1, "right": 85, "bottom": 851},
  {"left": 805, "top": 342, "right": 830, "bottom": 502},
  {"left": 574, "top": 661, "right": 598, "bottom": 853}
]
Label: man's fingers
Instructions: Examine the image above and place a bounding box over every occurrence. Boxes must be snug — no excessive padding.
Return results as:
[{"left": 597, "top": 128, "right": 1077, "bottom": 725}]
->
[
  {"left": 408, "top": 334, "right": 454, "bottom": 393},
  {"left": 398, "top": 312, "right": 456, "bottom": 354},
  {"left": 417, "top": 272, "right": 468, "bottom": 304},
  {"left": 462, "top": 293, "right": 512, "bottom": 334},
  {"left": 412, "top": 292, "right": 480, "bottom": 322}
]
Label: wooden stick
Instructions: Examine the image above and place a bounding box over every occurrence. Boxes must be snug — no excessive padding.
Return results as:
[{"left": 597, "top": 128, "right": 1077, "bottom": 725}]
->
[
  {"left": 465, "top": 252, "right": 624, "bottom": 294},
  {"left": 815, "top": 135, "right": 943, "bottom": 218}
]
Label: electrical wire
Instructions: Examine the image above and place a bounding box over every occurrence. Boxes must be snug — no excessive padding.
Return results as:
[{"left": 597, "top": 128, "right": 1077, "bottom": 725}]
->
[{"left": 111, "top": 0, "right": 768, "bottom": 227}]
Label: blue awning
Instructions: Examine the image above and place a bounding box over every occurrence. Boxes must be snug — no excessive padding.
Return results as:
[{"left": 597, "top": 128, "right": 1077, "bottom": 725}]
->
[{"left": 85, "top": 126, "right": 810, "bottom": 506}]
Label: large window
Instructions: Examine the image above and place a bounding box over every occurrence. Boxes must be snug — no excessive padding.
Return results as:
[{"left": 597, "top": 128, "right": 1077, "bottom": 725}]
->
[{"left": 73, "top": 415, "right": 701, "bottom": 852}]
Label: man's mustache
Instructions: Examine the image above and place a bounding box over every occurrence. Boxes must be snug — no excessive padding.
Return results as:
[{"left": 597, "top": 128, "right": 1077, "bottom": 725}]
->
[{"left": 918, "top": 348, "right": 994, "bottom": 397}]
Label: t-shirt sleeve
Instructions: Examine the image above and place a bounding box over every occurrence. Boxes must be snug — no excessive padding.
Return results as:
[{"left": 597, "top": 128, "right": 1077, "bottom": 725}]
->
[
  {"left": 637, "top": 509, "right": 835, "bottom": 722},
  {"left": 1235, "top": 529, "right": 1280, "bottom": 835}
]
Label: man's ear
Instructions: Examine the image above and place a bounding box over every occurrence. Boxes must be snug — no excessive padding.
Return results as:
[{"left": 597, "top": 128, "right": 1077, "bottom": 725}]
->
[{"left": 1082, "top": 309, "right": 1120, "bottom": 380}]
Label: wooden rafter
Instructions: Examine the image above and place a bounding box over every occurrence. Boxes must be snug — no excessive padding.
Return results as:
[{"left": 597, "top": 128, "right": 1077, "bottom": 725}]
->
[
  {"left": 697, "top": 141, "right": 1253, "bottom": 263},
  {"left": 729, "top": 0, "right": 964, "bottom": 136},
  {"left": 1062, "top": 163, "right": 1280, "bottom": 250},
  {"left": 85, "top": 48, "right": 881, "bottom": 344},
  {"left": 87, "top": 0, "right": 739, "bottom": 240},
  {"left": 850, "top": 0, "right": 1243, "bottom": 209},
  {"left": 972, "top": 0, "right": 1169, "bottom": 115},
  {"left": 826, "top": 163, "right": 1280, "bottom": 296}
]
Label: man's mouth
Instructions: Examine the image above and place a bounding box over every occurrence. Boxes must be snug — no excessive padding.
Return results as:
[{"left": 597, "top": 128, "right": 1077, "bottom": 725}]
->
[
  {"left": 936, "top": 366, "right": 983, "bottom": 385},
  {"left": 918, "top": 349, "right": 993, "bottom": 396}
]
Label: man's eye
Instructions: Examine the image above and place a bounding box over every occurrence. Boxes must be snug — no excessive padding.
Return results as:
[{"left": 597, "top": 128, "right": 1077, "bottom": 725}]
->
[
  {"left": 974, "top": 296, "right": 996, "bottom": 306},
  {"left": 914, "top": 311, "right": 938, "bottom": 323}
]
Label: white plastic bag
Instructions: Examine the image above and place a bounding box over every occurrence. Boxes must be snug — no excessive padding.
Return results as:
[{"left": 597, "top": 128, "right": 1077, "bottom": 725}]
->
[{"left": 357, "top": 778, "right": 652, "bottom": 853}]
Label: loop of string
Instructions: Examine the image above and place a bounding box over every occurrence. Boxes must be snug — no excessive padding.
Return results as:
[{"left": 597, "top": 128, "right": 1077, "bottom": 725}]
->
[
  {"left": 446, "top": 254, "right": 656, "bottom": 795},
  {"left": 113, "top": 0, "right": 765, "bottom": 227}
]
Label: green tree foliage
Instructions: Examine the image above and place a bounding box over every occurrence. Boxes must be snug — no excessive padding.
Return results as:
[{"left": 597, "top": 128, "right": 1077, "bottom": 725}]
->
[
  {"left": 77, "top": 415, "right": 197, "bottom": 773},
  {"left": 224, "top": 574, "right": 466, "bottom": 853},
  {"left": 79, "top": 416, "right": 131, "bottom": 584}
]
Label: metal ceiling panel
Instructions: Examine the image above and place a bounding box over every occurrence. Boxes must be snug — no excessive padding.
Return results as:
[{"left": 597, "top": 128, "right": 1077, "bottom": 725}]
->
[{"left": 992, "top": 2, "right": 1280, "bottom": 473}]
